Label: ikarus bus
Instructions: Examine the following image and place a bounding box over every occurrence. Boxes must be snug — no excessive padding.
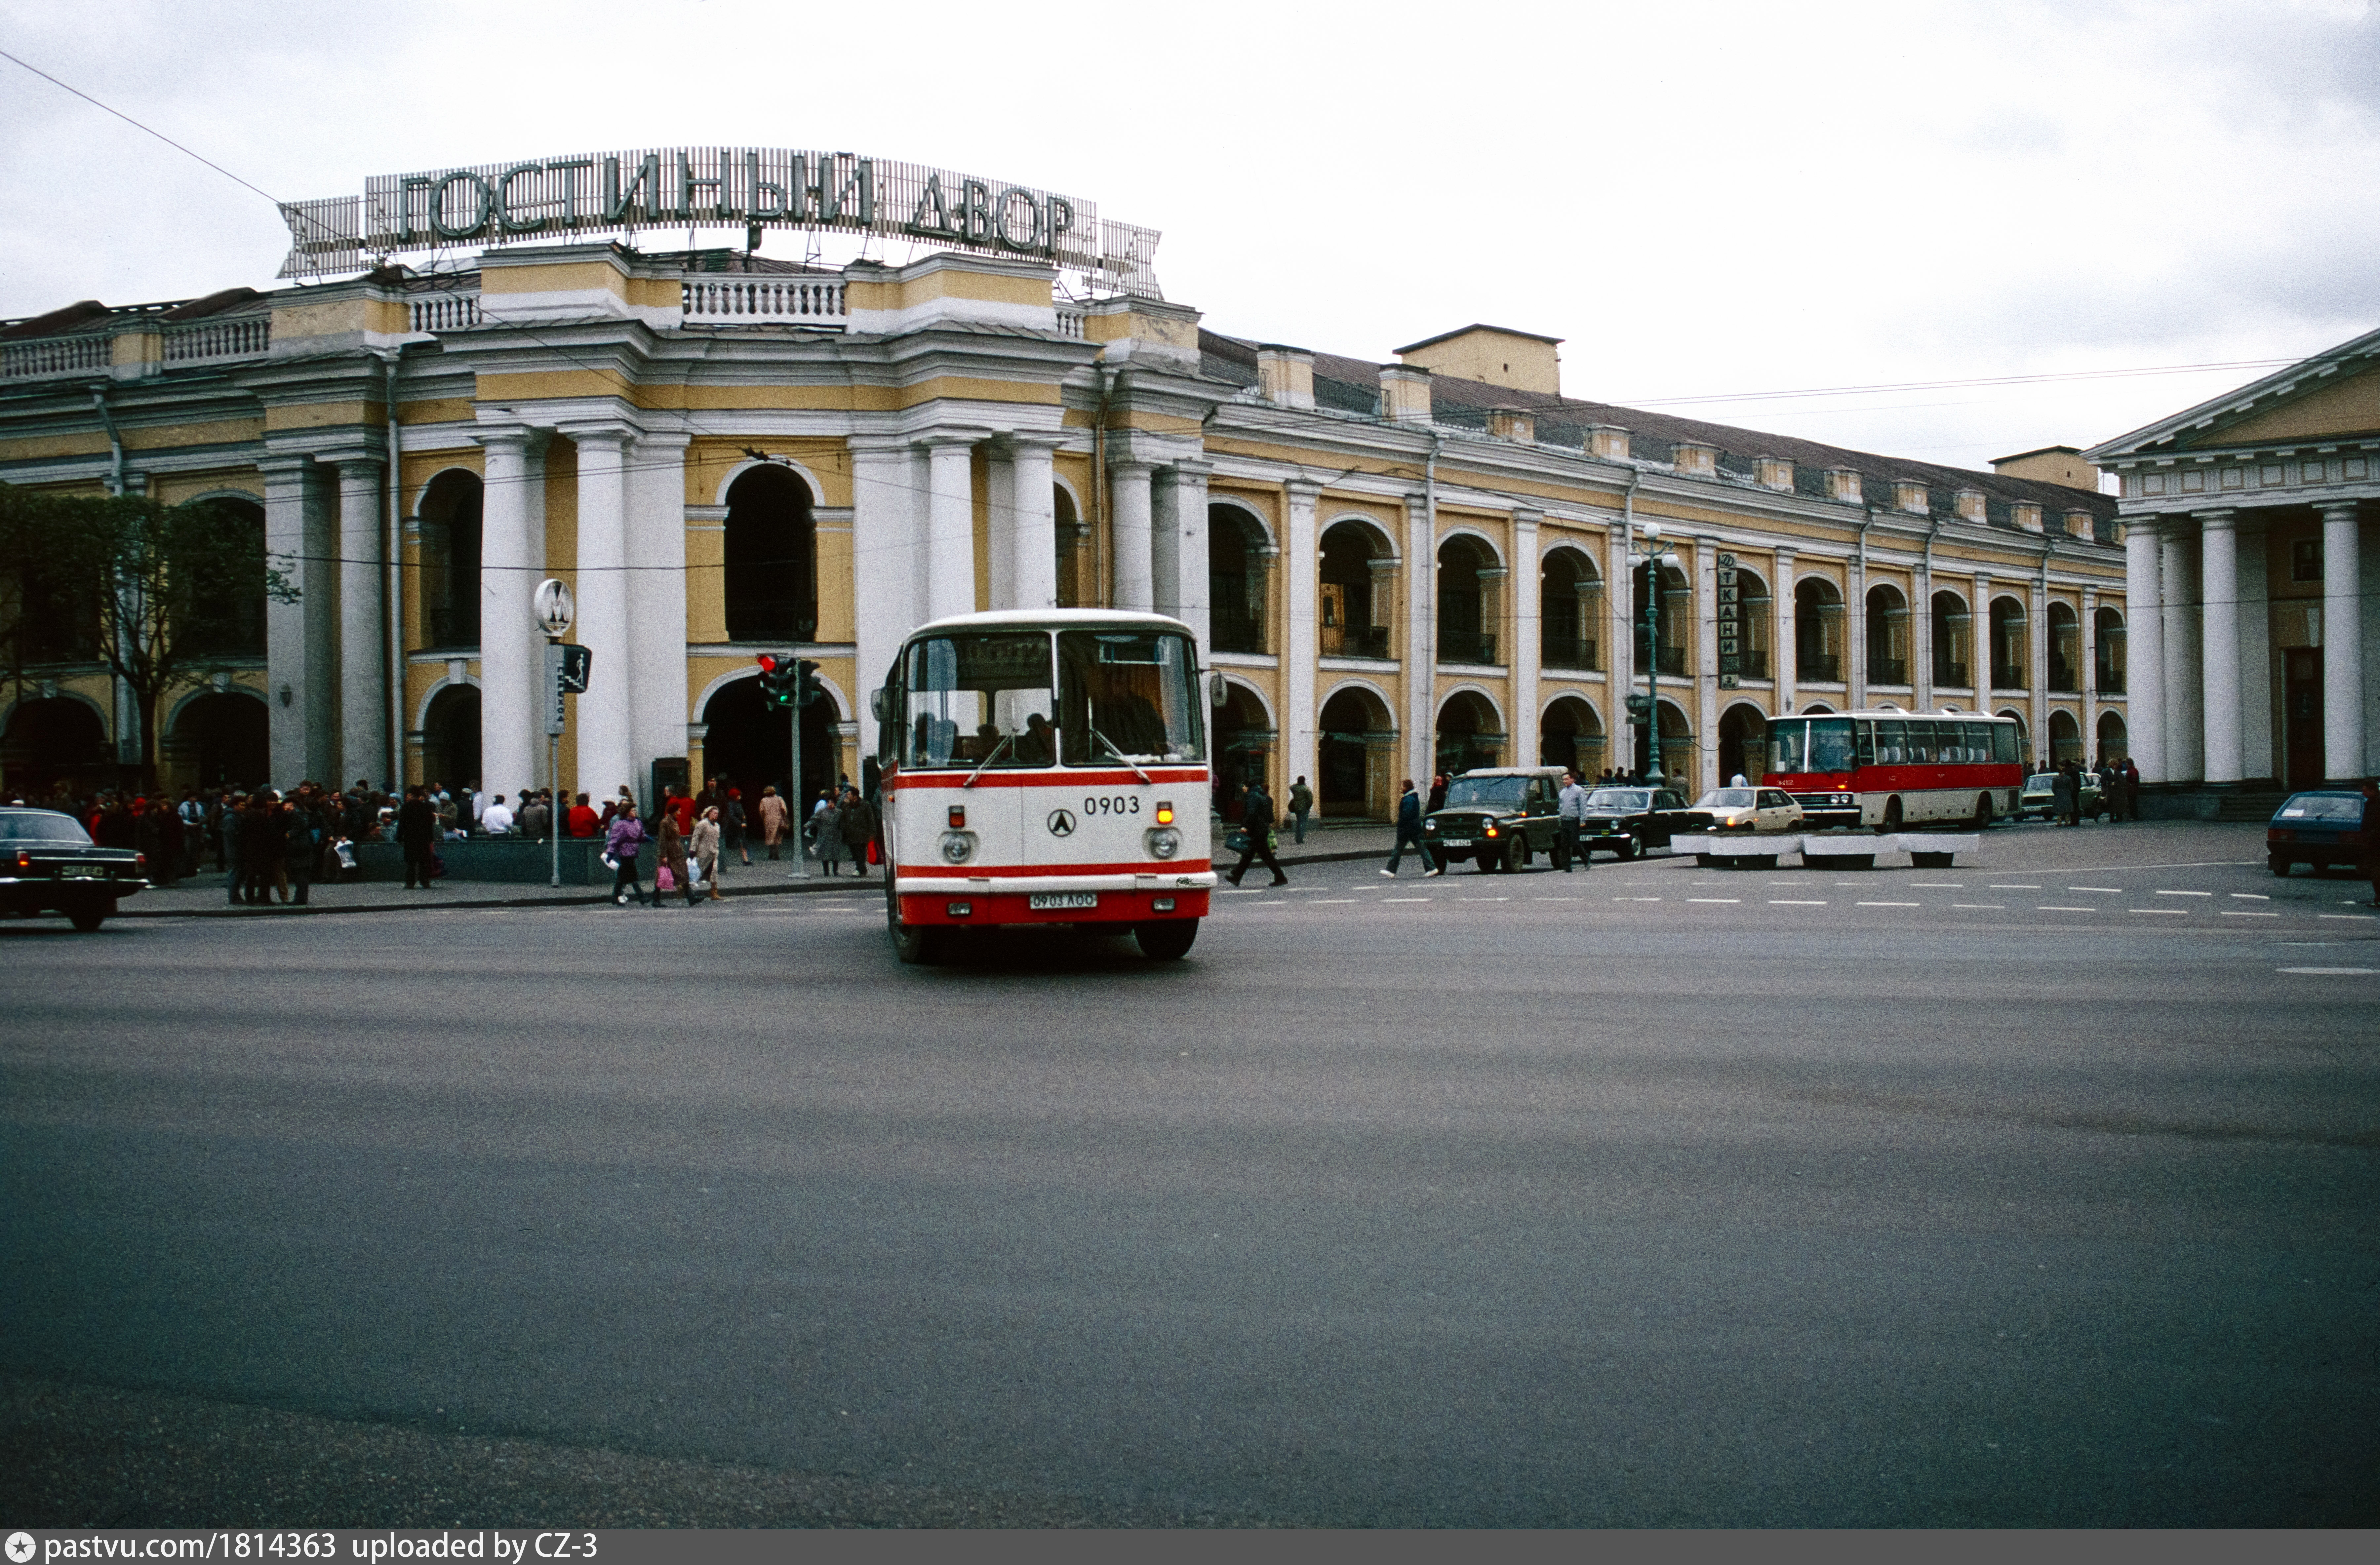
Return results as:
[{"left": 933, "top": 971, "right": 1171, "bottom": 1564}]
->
[{"left": 872, "top": 610, "right": 1217, "bottom": 963}]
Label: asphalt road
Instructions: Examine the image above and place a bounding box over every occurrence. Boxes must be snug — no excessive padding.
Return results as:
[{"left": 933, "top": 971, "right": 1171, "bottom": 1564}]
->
[{"left": 4, "top": 822, "right": 2376, "bottom": 1527}]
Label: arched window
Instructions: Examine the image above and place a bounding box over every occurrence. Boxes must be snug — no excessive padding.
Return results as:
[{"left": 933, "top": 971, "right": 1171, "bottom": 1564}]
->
[
  {"left": 2049, "top": 707, "right": 2083, "bottom": 765},
  {"left": 167, "top": 689, "right": 269, "bottom": 789},
  {"left": 1319, "top": 685, "right": 1396, "bottom": 819},
  {"left": 1321, "top": 521, "right": 1394, "bottom": 659},
  {"left": 1717, "top": 702, "right": 1767, "bottom": 786},
  {"left": 2094, "top": 606, "right": 2125, "bottom": 693},
  {"left": 421, "top": 683, "right": 481, "bottom": 792},
  {"left": 1865, "top": 583, "right": 1909, "bottom": 686},
  {"left": 417, "top": 470, "right": 483, "bottom": 650},
  {"left": 1930, "top": 590, "right": 1971, "bottom": 689},
  {"left": 2095, "top": 710, "right": 2128, "bottom": 766},
  {"left": 1437, "top": 535, "right": 1501, "bottom": 666},
  {"left": 1732, "top": 567, "right": 1771, "bottom": 679},
  {"left": 183, "top": 496, "right": 268, "bottom": 659},
  {"left": 1541, "top": 548, "right": 1602, "bottom": 670},
  {"left": 1794, "top": 578, "right": 1843, "bottom": 683},
  {"left": 0, "top": 696, "right": 109, "bottom": 795},
  {"left": 1434, "top": 689, "right": 1504, "bottom": 774},
  {"left": 723, "top": 465, "right": 816, "bottom": 642},
  {"left": 1636, "top": 560, "right": 1690, "bottom": 676},
  {"left": 1990, "top": 597, "right": 2028, "bottom": 690},
  {"left": 1209, "top": 505, "right": 1269, "bottom": 653},
  {"left": 1212, "top": 682, "right": 1276, "bottom": 820},
  {"left": 2047, "top": 602, "right": 2080, "bottom": 692},
  {"left": 1054, "top": 487, "right": 1083, "bottom": 608}
]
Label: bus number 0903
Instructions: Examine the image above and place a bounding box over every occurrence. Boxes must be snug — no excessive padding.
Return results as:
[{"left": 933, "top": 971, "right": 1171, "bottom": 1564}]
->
[{"left": 1084, "top": 796, "right": 1140, "bottom": 816}]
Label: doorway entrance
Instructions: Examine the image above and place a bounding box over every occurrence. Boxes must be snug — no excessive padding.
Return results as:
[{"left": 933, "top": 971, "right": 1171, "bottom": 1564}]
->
[
  {"left": 2284, "top": 648, "right": 2323, "bottom": 788},
  {"left": 701, "top": 674, "right": 840, "bottom": 817}
]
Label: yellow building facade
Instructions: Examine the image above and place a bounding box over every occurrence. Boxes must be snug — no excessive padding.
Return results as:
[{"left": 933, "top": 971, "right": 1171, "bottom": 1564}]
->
[{"left": 2, "top": 223, "right": 2127, "bottom": 814}]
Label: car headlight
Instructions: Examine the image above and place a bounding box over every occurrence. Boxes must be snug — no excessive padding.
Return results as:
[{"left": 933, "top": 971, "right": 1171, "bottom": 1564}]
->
[
  {"left": 939, "top": 831, "right": 975, "bottom": 864},
  {"left": 1145, "top": 827, "right": 1182, "bottom": 859}
]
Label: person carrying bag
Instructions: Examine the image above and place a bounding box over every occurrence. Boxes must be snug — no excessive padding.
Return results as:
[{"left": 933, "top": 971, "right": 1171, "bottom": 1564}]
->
[{"left": 604, "top": 799, "right": 649, "bottom": 906}]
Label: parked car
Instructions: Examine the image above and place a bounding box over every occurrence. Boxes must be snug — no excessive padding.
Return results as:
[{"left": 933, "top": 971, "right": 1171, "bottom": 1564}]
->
[
  {"left": 2015, "top": 770, "right": 2105, "bottom": 822},
  {"left": 2266, "top": 790, "right": 2372, "bottom": 876},
  {"left": 1679, "top": 787, "right": 1805, "bottom": 835},
  {"left": 0, "top": 808, "right": 147, "bottom": 930},
  {"left": 1422, "top": 766, "right": 1568, "bottom": 872},
  {"left": 1577, "top": 785, "right": 1693, "bottom": 860}
]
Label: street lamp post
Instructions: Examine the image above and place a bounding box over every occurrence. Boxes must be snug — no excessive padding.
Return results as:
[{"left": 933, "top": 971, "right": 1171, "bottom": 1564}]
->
[
  {"left": 1630, "top": 522, "right": 1680, "bottom": 785},
  {"left": 533, "top": 579, "right": 576, "bottom": 889}
]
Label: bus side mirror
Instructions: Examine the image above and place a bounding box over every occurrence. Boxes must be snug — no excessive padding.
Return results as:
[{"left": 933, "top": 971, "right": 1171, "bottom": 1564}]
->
[
  {"left": 1209, "top": 672, "right": 1228, "bottom": 708},
  {"left": 870, "top": 688, "right": 887, "bottom": 722}
]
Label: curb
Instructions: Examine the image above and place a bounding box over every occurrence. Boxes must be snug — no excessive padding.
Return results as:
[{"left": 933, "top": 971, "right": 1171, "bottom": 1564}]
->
[{"left": 111, "top": 872, "right": 886, "bottom": 920}]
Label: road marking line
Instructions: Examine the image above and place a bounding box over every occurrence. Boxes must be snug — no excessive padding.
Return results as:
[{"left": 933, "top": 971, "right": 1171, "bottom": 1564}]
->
[
  {"left": 1911, "top": 882, "right": 1964, "bottom": 888},
  {"left": 2038, "top": 905, "right": 2093, "bottom": 912},
  {"left": 2221, "top": 911, "right": 2279, "bottom": 918},
  {"left": 1617, "top": 896, "right": 1662, "bottom": 902},
  {"left": 1992, "top": 884, "right": 2042, "bottom": 889},
  {"left": 1770, "top": 899, "right": 1828, "bottom": 906},
  {"left": 1458, "top": 896, "right": 1512, "bottom": 902},
  {"left": 2155, "top": 889, "right": 2213, "bottom": 897},
  {"left": 1221, "top": 889, "right": 1268, "bottom": 895},
  {"left": 2070, "top": 885, "right": 2123, "bottom": 892},
  {"left": 1859, "top": 900, "right": 1921, "bottom": 907},
  {"left": 1532, "top": 896, "right": 1582, "bottom": 902},
  {"left": 2129, "top": 908, "right": 2190, "bottom": 915},
  {"left": 2278, "top": 966, "right": 2376, "bottom": 975},
  {"left": 1952, "top": 903, "right": 2006, "bottom": 909},
  {"left": 1312, "top": 898, "right": 1357, "bottom": 904},
  {"left": 2317, "top": 913, "right": 2377, "bottom": 921},
  {"left": 1383, "top": 897, "right": 1431, "bottom": 903},
  {"left": 1688, "top": 897, "right": 1741, "bottom": 904},
  {"left": 2230, "top": 893, "right": 2270, "bottom": 900}
]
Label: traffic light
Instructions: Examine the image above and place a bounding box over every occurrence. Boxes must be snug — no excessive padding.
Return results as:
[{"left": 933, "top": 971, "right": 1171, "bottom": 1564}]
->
[
  {"left": 756, "top": 652, "right": 798, "bottom": 708},
  {"left": 794, "top": 658, "right": 823, "bottom": 710}
]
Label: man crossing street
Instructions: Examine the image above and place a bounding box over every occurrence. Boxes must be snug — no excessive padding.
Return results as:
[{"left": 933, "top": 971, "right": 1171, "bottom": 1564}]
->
[
  {"left": 1554, "top": 769, "right": 1592, "bottom": 872},
  {"left": 1225, "top": 780, "right": 1288, "bottom": 887}
]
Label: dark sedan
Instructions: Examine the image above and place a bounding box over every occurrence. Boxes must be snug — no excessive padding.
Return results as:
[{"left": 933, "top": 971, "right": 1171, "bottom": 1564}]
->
[
  {"left": 0, "top": 808, "right": 147, "bottom": 929},
  {"left": 1577, "top": 786, "right": 1692, "bottom": 860},
  {"left": 2266, "top": 790, "right": 2372, "bottom": 877}
]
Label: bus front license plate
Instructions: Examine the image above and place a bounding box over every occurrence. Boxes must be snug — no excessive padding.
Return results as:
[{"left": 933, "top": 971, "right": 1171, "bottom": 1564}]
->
[{"left": 1029, "top": 892, "right": 1099, "bottom": 910}]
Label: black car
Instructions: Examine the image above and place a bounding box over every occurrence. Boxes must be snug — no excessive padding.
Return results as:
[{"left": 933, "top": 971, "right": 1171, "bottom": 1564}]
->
[
  {"left": 1423, "top": 767, "right": 1568, "bottom": 872},
  {"left": 1577, "top": 785, "right": 1692, "bottom": 860},
  {"left": 2266, "top": 789, "right": 2372, "bottom": 876},
  {"left": 0, "top": 808, "right": 147, "bottom": 929}
]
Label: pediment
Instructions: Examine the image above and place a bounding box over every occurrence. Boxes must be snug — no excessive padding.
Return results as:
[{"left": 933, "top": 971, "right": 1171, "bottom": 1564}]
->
[{"left": 2088, "top": 326, "right": 2380, "bottom": 460}]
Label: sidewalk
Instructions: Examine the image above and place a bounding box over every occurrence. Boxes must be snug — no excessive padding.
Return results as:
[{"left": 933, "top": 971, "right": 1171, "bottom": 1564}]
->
[{"left": 113, "top": 856, "right": 886, "bottom": 919}]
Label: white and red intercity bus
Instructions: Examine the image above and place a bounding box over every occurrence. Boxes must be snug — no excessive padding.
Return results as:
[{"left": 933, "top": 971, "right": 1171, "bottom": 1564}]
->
[
  {"left": 1763, "top": 709, "right": 2026, "bottom": 831},
  {"left": 873, "top": 610, "right": 1216, "bottom": 963}
]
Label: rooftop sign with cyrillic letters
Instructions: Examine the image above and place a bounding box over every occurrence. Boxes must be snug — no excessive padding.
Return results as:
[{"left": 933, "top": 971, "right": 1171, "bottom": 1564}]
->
[{"left": 278, "top": 148, "right": 1161, "bottom": 294}]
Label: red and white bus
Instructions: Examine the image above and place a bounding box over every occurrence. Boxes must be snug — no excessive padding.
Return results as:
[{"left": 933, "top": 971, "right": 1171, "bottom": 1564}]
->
[
  {"left": 1764, "top": 709, "right": 2026, "bottom": 831},
  {"left": 873, "top": 610, "right": 1216, "bottom": 963}
]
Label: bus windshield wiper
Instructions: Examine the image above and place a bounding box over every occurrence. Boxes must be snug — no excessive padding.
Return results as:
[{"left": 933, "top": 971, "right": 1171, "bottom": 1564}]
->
[
  {"left": 1091, "top": 725, "right": 1153, "bottom": 783},
  {"left": 963, "top": 732, "right": 1015, "bottom": 788}
]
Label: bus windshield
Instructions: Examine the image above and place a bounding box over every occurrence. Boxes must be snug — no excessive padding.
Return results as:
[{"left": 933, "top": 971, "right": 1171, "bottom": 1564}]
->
[
  {"left": 1809, "top": 718, "right": 1857, "bottom": 772},
  {"left": 1057, "top": 629, "right": 1205, "bottom": 764},
  {"left": 899, "top": 633, "right": 1056, "bottom": 769}
]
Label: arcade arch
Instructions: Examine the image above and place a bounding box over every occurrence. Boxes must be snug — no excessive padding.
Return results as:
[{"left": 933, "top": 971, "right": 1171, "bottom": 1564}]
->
[
  {"left": 1209, "top": 503, "right": 1270, "bottom": 653},
  {"left": 420, "top": 682, "right": 482, "bottom": 791},
  {"left": 1437, "top": 533, "right": 1502, "bottom": 665},
  {"left": 1434, "top": 688, "right": 1505, "bottom": 774},
  {"left": 1717, "top": 701, "right": 1768, "bottom": 787},
  {"left": 1539, "top": 693, "right": 1603, "bottom": 776},
  {"left": 0, "top": 695, "right": 110, "bottom": 795},
  {"left": 2094, "top": 606, "right": 2126, "bottom": 693},
  {"left": 1540, "top": 546, "right": 1602, "bottom": 670},
  {"left": 1930, "top": 589, "right": 1971, "bottom": 689},
  {"left": 2096, "top": 710, "right": 2129, "bottom": 765},
  {"left": 166, "top": 689, "right": 269, "bottom": 791},
  {"left": 416, "top": 469, "right": 483, "bottom": 650},
  {"left": 1989, "top": 595, "right": 2029, "bottom": 690},
  {"left": 1320, "top": 518, "right": 1395, "bottom": 659},
  {"left": 1865, "top": 583, "right": 1910, "bottom": 687},
  {"left": 1794, "top": 577, "right": 1844, "bottom": 683},
  {"left": 1318, "top": 682, "right": 1395, "bottom": 819},
  {"left": 2048, "top": 707, "right": 2083, "bottom": 766},
  {"left": 1211, "top": 678, "right": 1276, "bottom": 820},
  {"left": 723, "top": 464, "right": 816, "bottom": 643},
  {"left": 2047, "top": 601, "right": 2081, "bottom": 692},
  {"left": 698, "top": 671, "right": 841, "bottom": 816}
]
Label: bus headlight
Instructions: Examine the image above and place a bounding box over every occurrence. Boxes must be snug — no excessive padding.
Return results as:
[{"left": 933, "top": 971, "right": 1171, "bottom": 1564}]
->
[
  {"left": 939, "top": 831, "right": 975, "bottom": 864},
  {"left": 1145, "top": 827, "right": 1182, "bottom": 859}
]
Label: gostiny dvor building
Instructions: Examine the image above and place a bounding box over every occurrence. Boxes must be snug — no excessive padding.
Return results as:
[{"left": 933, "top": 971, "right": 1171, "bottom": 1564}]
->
[{"left": 0, "top": 143, "right": 2124, "bottom": 816}]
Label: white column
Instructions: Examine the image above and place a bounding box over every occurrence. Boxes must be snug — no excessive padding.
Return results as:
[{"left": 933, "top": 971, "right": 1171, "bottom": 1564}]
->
[
  {"left": 2237, "top": 522, "right": 2272, "bottom": 782},
  {"left": 2030, "top": 571, "right": 2050, "bottom": 764},
  {"left": 262, "top": 454, "right": 333, "bottom": 784},
  {"left": 334, "top": 458, "right": 385, "bottom": 788},
  {"left": 1008, "top": 436, "right": 1061, "bottom": 612},
  {"left": 2320, "top": 500, "right": 2365, "bottom": 781},
  {"left": 628, "top": 430, "right": 690, "bottom": 786},
  {"left": 923, "top": 435, "right": 979, "bottom": 623},
  {"left": 1512, "top": 510, "right": 1540, "bottom": 766},
  {"left": 569, "top": 427, "right": 633, "bottom": 801},
  {"left": 1847, "top": 553, "right": 1868, "bottom": 711},
  {"left": 1155, "top": 460, "right": 1212, "bottom": 648},
  {"left": 1913, "top": 561, "right": 1934, "bottom": 710},
  {"left": 2124, "top": 518, "right": 2167, "bottom": 783},
  {"left": 1773, "top": 547, "right": 1796, "bottom": 713},
  {"left": 1695, "top": 543, "right": 1719, "bottom": 791},
  {"left": 2081, "top": 587, "right": 2099, "bottom": 756},
  {"left": 1405, "top": 492, "right": 1436, "bottom": 785},
  {"left": 2196, "top": 509, "right": 2241, "bottom": 783},
  {"left": 1110, "top": 459, "right": 1156, "bottom": 611},
  {"left": 476, "top": 428, "right": 547, "bottom": 804},
  {"left": 1284, "top": 479, "right": 1320, "bottom": 799},
  {"left": 850, "top": 435, "right": 922, "bottom": 758},
  {"left": 986, "top": 447, "right": 1019, "bottom": 611},
  {"left": 2161, "top": 526, "right": 2203, "bottom": 782}
]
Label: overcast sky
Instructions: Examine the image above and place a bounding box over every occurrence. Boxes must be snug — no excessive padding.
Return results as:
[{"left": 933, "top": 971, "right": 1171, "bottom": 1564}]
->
[{"left": 5, "top": 0, "right": 2377, "bottom": 478}]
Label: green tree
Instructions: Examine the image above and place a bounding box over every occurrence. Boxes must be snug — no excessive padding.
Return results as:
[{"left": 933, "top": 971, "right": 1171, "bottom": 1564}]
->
[{"left": 0, "top": 482, "right": 295, "bottom": 790}]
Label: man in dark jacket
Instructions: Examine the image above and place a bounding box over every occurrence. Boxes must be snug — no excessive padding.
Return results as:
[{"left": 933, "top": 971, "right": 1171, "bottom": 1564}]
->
[
  {"left": 1225, "top": 780, "right": 1287, "bottom": 886},
  {"left": 1383, "top": 778, "right": 1436, "bottom": 877},
  {"left": 2361, "top": 778, "right": 2379, "bottom": 908},
  {"left": 396, "top": 785, "right": 438, "bottom": 889}
]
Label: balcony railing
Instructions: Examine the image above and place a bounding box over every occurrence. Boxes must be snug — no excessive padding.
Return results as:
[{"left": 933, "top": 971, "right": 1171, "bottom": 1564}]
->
[
  {"left": 1320, "top": 623, "right": 1390, "bottom": 659},
  {"left": 2048, "top": 658, "right": 2079, "bottom": 693},
  {"left": 411, "top": 292, "right": 483, "bottom": 333},
  {"left": 1730, "top": 649, "right": 1768, "bottom": 679},
  {"left": 1211, "top": 608, "right": 1265, "bottom": 655},
  {"left": 1653, "top": 646, "right": 1686, "bottom": 676},
  {"left": 1, "top": 333, "right": 111, "bottom": 380},
  {"left": 1868, "top": 656, "right": 1908, "bottom": 686},
  {"left": 2096, "top": 662, "right": 2125, "bottom": 694},
  {"left": 1933, "top": 659, "right": 1970, "bottom": 688},
  {"left": 164, "top": 317, "right": 269, "bottom": 365},
  {"left": 1543, "top": 635, "right": 1599, "bottom": 671},
  {"left": 683, "top": 276, "right": 846, "bottom": 325},
  {"left": 1439, "top": 629, "right": 1498, "bottom": 665},
  {"left": 423, "top": 606, "right": 480, "bottom": 650},
  {"left": 1797, "top": 651, "right": 1841, "bottom": 682},
  {"left": 1055, "top": 305, "right": 1087, "bottom": 339},
  {"left": 1991, "top": 663, "right": 2027, "bottom": 690}
]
